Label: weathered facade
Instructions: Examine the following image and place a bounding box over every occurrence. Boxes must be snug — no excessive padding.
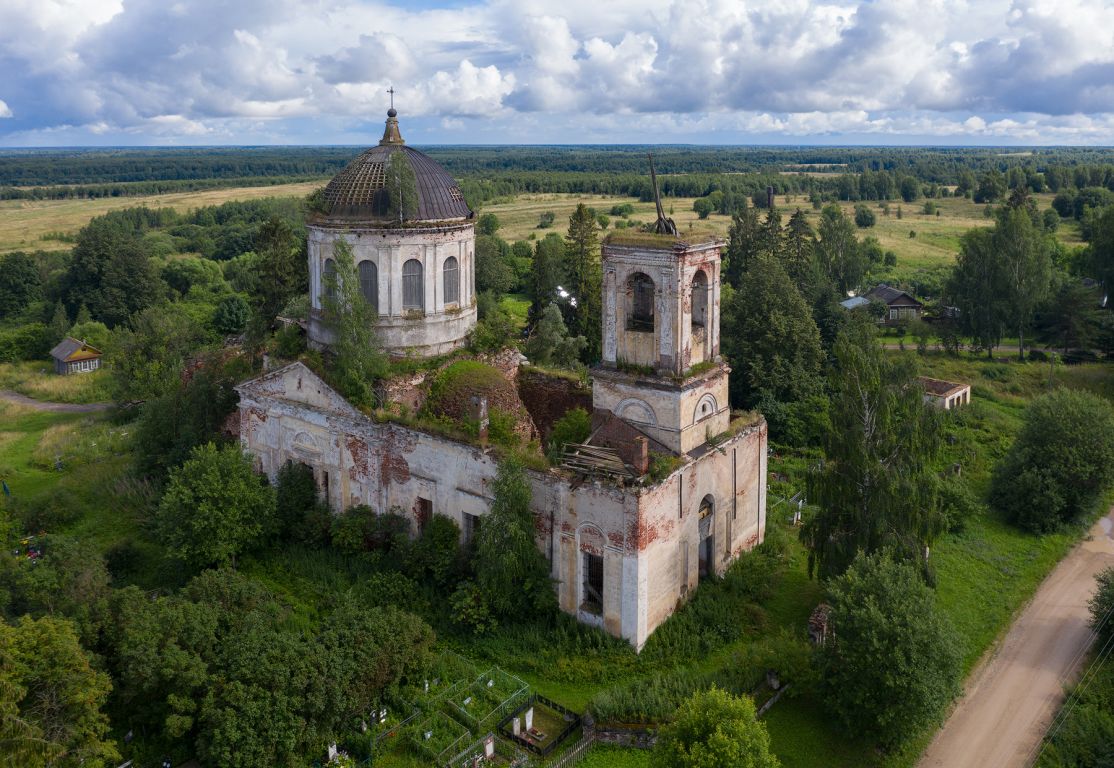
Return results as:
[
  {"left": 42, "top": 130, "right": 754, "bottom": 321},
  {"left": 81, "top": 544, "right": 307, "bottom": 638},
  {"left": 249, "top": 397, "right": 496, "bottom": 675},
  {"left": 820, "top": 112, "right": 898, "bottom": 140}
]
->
[
  {"left": 307, "top": 108, "right": 476, "bottom": 358},
  {"left": 238, "top": 140, "right": 767, "bottom": 649},
  {"left": 237, "top": 362, "right": 766, "bottom": 649}
]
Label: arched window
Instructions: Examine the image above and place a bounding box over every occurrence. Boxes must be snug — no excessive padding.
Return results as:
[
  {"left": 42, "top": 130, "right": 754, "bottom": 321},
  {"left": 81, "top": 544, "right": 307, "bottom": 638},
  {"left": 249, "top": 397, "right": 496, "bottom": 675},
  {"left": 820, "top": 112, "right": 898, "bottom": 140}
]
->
[
  {"left": 402, "top": 259, "right": 424, "bottom": 310},
  {"left": 358, "top": 260, "right": 378, "bottom": 312},
  {"left": 322, "top": 258, "right": 337, "bottom": 302},
  {"left": 692, "top": 270, "right": 708, "bottom": 329},
  {"left": 699, "top": 494, "right": 714, "bottom": 519},
  {"left": 443, "top": 256, "right": 460, "bottom": 305},
  {"left": 627, "top": 272, "right": 655, "bottom": 331}
]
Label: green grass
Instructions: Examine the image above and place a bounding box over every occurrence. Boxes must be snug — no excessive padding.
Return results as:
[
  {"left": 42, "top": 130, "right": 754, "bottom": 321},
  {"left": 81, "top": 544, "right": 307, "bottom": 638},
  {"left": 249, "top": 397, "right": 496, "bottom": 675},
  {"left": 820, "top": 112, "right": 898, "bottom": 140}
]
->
[
  {"left": 498, "top": 293, "right": 531, "bottom": 331},
  {"left": 0, "top": 361, "right": 112, "bottom": 404},
  {"left": 577, "top": 744, "right": 652, "bottom": 768},
  {"left": 765, "top": 696, "right": 878, "bottom": 768}
]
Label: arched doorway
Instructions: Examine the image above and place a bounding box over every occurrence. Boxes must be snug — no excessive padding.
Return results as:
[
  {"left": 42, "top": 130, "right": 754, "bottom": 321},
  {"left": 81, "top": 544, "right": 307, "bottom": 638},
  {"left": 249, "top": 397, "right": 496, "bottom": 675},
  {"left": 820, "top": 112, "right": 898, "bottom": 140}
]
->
[{"left": 698, "top": 494, "right": 714, "bottom": 579}]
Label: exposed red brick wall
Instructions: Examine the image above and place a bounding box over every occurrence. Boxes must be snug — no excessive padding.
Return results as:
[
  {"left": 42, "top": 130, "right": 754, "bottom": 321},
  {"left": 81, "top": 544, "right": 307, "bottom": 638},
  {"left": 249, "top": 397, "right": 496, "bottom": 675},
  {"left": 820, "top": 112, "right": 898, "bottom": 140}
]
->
[{"left": 517, "top": 368, "right": 593, "bottom": 442}]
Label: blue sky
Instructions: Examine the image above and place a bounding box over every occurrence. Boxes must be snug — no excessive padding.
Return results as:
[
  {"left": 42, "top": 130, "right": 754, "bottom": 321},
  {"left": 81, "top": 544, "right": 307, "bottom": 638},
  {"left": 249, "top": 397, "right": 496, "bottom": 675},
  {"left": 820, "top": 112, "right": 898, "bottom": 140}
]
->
[{"left": 2, "top": 0, "right": 1114, "bottom": 147}]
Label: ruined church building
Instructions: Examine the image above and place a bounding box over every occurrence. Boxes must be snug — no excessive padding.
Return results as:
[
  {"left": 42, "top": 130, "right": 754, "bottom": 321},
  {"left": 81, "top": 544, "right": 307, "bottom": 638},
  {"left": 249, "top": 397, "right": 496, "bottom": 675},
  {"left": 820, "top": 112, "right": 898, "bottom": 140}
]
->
[{"left": 237, "top": 109, "right": 767, "bottom": 650}]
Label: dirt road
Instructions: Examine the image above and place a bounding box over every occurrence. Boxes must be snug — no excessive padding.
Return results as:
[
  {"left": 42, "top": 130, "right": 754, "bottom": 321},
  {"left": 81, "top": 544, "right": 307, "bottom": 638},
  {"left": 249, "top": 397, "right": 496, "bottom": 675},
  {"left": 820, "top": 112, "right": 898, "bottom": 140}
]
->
[
  {"left": 0, "top": 389, "right": 111, "bottom": 413},
  {"left": 918, "top": 509, "right": 1114, "bottom": 768}
]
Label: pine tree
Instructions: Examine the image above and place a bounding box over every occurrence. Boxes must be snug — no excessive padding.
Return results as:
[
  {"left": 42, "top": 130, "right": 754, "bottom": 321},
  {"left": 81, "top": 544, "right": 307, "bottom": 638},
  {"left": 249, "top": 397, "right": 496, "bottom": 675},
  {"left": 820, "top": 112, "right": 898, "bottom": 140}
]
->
[
  {"left": 724, "top": 199, "right": 760, "bottom": 288},
  {"left": 564, "top": 204, "right": 602, "bottom": 363},
  {"left": 783, "top": 209, "right": 816, "bottom": 296},
  {"left": 529, "top": 233, "right": 566, "bottom": 324},
  {"left": 757, "top": 206, "right": 784, "bottom": 263},
  {"left": 49, "top": 301, "right": 71, "bottom": 343}
]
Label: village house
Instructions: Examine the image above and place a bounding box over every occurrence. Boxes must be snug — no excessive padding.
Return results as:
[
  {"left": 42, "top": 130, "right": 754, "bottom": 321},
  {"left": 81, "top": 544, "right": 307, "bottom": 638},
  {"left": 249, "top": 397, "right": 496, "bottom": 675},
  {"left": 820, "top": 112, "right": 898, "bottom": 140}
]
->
[
  {"left": 235, "top": 109, "right": 768, "bottom": 650},
  {"left": 864, "top": 284, "right": 924, "bottom": 324},
  {"left": 49, "top": 337, "right": 102, "bottom": 375}
]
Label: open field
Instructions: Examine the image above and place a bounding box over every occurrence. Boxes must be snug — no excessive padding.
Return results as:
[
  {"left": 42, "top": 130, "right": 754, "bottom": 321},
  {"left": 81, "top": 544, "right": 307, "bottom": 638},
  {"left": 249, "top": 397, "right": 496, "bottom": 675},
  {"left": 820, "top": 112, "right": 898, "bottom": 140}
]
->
[
  {"left": 0, "top": 179, "right": 326, "bottom": 253},
  {"left": 479, "top": 190, "right": 1082, "bottom": 295},
  {"left": 0, "top": 361, "right": 112, "bottom": 404}
]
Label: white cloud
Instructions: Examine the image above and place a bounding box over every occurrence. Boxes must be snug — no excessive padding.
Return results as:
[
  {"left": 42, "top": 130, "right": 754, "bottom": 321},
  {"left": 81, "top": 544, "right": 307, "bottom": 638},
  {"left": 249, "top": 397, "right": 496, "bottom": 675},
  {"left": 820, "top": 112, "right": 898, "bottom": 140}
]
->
[{"left": 2, "top": 0, "right": 1114, "bottom": 144}]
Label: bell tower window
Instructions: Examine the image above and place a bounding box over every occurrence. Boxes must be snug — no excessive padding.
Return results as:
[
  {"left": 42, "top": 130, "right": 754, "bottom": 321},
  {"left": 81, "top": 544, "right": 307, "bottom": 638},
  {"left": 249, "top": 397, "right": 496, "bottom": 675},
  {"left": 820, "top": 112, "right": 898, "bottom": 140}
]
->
[
  {"left": 627, "top": 272, "right": 655, "bottom": 332},
  {"left": 691, "top": 270, "right": 708, "bottom": 329}
]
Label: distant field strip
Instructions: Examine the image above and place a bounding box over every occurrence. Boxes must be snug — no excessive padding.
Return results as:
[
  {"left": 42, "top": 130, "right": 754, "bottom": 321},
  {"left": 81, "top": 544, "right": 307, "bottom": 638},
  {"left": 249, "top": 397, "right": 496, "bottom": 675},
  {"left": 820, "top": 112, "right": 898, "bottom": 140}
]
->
[{"left": 0, "top": 180, "right": 325, "bottom": 253}]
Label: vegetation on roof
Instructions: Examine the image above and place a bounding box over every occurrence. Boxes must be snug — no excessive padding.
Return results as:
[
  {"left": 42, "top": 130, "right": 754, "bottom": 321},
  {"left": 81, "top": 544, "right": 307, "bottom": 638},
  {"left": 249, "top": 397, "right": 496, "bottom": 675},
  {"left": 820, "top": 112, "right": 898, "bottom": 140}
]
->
[{"left": 603, "top": 229, "right": 720, "bottom": 249}]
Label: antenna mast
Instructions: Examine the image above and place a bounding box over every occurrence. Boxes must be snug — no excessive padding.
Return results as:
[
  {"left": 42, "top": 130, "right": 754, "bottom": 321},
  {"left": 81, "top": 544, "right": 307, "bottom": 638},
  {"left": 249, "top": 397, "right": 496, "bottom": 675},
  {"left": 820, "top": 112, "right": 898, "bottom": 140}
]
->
[{"left": 649, "top": 153, "right": 678, "bottom": 236}]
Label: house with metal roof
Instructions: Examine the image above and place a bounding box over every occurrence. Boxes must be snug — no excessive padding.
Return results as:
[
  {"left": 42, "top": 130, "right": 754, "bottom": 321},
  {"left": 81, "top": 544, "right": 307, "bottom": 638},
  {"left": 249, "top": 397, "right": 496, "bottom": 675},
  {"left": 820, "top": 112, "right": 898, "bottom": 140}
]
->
[
  {"left": 49, "top": 337, "right": 103, "bottom": 375},
  {"left": 863, "top": 284, "right": 924, "bottom": 325}
]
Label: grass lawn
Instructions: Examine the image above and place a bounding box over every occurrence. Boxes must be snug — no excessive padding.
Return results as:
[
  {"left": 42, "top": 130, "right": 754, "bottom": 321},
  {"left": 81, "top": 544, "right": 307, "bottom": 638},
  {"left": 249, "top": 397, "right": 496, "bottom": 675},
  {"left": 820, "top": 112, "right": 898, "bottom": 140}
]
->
[
  {"left": 0, "top": 180, "right": 325, "bottom": 254},
  {"left": 577, "top": 744, "right": 652, "bottom": 768},
  {"left": 0, "top": 361, "right": 113, "bottom": 404}
]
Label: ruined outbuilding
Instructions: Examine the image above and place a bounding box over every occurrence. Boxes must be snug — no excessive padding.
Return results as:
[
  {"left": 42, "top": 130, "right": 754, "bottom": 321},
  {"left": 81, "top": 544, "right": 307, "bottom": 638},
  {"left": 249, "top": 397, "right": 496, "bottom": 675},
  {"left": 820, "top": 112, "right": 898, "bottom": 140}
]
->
[{"left": 237, "top": 134, "right": 768, "bottom": 650}]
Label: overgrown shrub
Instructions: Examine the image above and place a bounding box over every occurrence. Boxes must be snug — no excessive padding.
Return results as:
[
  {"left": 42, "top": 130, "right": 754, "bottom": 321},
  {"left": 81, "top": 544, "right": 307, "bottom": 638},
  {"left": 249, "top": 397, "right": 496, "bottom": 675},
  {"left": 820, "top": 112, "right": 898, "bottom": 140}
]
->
[
  {"left": 547, "top": 407, "right": 591, "bottom": 460},
  {"left": 331, "top": 506, "right": 412, "bottom": 556},
  {"left": 406, "top": 514, "right": 463, "bottom": 588},
  {"left": 990, "top": 388, "right": 1114, "bottom": 532},
  {"left": 450, "top": 581, "right": 496, "bottom": 635}
]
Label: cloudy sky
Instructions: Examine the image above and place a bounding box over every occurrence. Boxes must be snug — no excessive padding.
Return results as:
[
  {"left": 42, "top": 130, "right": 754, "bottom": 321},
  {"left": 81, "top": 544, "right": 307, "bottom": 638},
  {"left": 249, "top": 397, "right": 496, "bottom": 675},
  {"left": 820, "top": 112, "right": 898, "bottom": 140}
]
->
[{"left": 2, "top": 0, "right": 1114, "bottom": 146}]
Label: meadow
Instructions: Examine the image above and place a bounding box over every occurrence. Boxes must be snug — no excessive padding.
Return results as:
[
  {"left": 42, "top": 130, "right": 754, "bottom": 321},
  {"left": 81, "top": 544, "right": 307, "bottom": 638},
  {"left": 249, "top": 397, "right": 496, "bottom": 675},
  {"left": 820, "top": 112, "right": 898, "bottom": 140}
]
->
[
  {"left": 0, "top": 361, "right": 113, "bottom": 404},
  {"left": 0, "top": 179, "right": 325, "bottom": 253}
]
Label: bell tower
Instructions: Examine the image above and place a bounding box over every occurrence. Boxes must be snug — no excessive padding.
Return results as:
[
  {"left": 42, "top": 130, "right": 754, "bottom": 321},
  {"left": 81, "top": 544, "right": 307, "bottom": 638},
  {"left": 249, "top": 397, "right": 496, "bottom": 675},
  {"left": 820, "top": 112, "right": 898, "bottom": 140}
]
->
[{"left": 590, "top": 155, "right": 730, "bottom": 455}]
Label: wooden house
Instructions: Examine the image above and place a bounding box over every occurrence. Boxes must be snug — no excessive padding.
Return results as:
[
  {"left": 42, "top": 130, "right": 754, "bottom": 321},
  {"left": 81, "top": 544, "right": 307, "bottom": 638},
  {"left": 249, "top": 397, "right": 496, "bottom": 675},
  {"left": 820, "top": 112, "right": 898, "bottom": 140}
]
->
[
  {"left": 50, "top": 337, "right": 103, "bottom": 375},
  {"left": 864, "top": 284, "right": 924, "bottom": 324}
]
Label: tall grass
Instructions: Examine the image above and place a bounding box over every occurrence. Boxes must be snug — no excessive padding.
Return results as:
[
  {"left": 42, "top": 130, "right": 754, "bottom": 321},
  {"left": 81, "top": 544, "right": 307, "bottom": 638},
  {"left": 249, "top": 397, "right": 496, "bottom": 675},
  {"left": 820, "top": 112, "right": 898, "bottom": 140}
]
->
[{"left": 0, "top": 361, "right": 112, "bottom": 404}]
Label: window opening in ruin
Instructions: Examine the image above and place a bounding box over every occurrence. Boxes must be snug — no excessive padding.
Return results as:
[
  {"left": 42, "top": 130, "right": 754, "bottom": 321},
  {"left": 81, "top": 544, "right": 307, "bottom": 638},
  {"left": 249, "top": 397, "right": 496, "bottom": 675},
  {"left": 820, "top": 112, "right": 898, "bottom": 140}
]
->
[
  {"left": 627, "top": 272, "right": 655, "bottom": 332},
  {"left": 323, "top": 258, "right": 337, "bottom": 302},
  {"left": 322, "top": 470, "right": 331, "bottom": 505},
  {"left": 691, "top": 270, "right": 708, "bottom": 329},
  {"left": 582, "top": 552, "right": 603, "bottom": 615},
  {"left": 463, "top": 512, "right": 481, "bottom": 545},
  {"left": 443, "top": 256, "right": 460, "bottom": 305},
  {"left": 358, "top": 260, "right": 378, "bottom": 312},
  {"left": 417, "top": 497, "right": 433, "bottom": 532},
  {"left": 403, "top": 259, "right": 424, "bottom": 310}
]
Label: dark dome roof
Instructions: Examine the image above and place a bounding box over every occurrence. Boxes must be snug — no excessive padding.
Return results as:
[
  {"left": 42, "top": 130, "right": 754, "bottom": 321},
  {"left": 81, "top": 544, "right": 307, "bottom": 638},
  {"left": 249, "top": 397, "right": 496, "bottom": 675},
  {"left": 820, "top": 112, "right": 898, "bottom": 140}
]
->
[{"left": 322, "top": 110, "right": 471, "bottom": 222}]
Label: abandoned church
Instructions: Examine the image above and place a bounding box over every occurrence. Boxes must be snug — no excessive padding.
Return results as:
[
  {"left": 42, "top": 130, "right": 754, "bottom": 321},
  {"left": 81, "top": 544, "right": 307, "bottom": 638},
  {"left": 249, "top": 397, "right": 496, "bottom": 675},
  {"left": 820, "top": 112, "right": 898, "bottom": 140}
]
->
[{"left": 236, "top": 109, "right": 768, "bottom": 650}]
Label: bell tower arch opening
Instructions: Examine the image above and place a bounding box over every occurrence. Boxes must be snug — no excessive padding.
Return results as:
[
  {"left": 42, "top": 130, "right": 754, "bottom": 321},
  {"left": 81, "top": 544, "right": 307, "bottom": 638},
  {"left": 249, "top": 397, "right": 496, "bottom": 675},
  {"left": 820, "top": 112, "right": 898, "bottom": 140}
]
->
[{"left": 593, "top": 232, "right": 730, "bottom": 455}]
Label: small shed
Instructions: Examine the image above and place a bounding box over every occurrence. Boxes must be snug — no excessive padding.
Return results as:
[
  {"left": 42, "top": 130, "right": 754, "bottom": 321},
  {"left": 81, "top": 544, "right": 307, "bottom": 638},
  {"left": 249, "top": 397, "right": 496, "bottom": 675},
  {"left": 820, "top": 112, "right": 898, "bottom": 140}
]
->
[
  {"left": 50, "top": 337, "right": 103, "bottom": 375},
  {"left": 864, "top": 284, "right": 923, "bottom": 324},
  {"left": 918, "top": 376, "right": 970, "bottom": 410}
]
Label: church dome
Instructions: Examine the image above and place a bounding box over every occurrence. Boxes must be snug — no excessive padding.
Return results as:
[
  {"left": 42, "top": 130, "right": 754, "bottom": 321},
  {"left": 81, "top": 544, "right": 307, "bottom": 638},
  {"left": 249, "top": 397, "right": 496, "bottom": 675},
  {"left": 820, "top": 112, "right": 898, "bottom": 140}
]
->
[{"left": 321, "top": 110, "right": 472, "bottom": 222}]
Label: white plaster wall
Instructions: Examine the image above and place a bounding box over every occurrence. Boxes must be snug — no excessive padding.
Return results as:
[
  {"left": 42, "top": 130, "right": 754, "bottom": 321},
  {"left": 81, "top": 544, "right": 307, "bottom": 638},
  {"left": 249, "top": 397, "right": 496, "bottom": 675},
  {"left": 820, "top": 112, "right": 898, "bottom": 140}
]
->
[
  {"left": 307, "top": 221, "right": 476, "bottom": 357},
  {"left": 591, "top": 366, "right": 731, "bottom": 455},
  {"left": 236, "top": 364, "right": 766, "bottom": 652}
]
